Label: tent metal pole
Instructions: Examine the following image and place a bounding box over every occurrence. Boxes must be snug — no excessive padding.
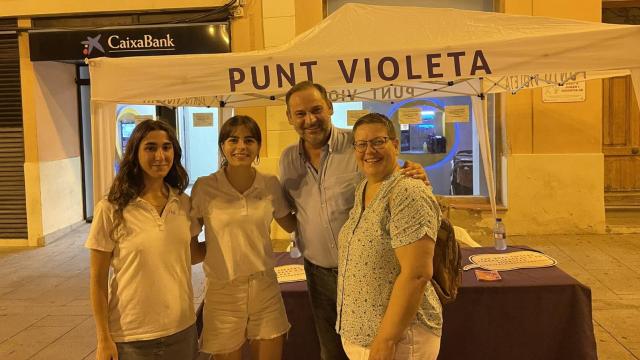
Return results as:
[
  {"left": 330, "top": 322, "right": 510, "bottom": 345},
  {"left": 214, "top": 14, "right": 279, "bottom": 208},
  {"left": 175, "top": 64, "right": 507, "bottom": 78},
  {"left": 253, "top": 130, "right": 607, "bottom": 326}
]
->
[
  {"left": 471, "top": 78, "right": 498, "bottom": 220},
  {"left": 90, "top": 101, "right": 117, "bottom": 207}
]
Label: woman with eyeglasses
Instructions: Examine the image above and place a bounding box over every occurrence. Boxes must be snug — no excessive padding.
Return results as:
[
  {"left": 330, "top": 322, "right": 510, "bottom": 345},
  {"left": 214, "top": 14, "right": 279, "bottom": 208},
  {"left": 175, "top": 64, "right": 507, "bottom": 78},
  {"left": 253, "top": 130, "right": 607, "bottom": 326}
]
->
[
  {"left": 336, "top": 113, "right": 443, "bottom": 360},
  {"left": 189, "top": 115, "right": 296, "bottom": 360}
]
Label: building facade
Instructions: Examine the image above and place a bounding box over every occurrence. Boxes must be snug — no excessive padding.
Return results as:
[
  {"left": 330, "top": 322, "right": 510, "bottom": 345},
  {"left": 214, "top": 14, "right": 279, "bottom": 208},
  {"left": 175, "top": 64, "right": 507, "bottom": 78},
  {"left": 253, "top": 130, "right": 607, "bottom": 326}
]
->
[{"left": 1, "top": 0, "right": 627, "bottom": 247}]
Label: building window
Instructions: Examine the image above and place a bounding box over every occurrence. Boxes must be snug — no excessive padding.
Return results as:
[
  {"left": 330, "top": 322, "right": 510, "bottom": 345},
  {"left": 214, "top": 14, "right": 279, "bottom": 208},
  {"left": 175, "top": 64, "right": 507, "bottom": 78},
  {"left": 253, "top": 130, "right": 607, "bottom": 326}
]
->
[{"left": 330, "top": 96, "right": 496, "bottom": 197}]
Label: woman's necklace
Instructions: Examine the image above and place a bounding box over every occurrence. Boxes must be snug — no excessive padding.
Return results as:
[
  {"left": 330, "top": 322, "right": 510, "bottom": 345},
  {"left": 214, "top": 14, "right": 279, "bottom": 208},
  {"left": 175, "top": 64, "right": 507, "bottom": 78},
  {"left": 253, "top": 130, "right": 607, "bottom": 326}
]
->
[
  {"left": 143, "top": 185, "right": 169, "bottom": 215},
  {"left": 149, "top": 201, "right": 166, "bottom": 212}
]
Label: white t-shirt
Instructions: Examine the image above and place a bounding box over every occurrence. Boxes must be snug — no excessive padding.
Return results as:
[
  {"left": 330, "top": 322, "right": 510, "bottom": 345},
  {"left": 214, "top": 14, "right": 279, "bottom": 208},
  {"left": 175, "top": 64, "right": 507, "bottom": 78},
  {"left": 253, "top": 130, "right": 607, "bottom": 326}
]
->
[
  {"left": 85, "top": 188, "right": 196, "bottom": 342},
  {"left": 190, "top": 169, "right": 291, "bottom": 283}
]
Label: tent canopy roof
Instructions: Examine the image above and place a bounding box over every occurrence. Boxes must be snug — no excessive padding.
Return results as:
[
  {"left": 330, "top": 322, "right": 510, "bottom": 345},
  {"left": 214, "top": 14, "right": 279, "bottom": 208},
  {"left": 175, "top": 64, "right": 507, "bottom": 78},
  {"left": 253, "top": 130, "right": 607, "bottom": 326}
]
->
[
  {"left": 287, "top": 4, "right": 622, "bottom": 53},
  {"left": 88, "top": 3, "right": 640, "bottom": 107}
]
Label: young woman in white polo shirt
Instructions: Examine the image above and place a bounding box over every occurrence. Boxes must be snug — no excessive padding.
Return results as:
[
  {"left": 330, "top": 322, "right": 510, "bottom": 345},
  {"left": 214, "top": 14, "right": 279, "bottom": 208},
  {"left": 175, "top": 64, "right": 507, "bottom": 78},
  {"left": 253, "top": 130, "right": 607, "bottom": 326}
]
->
[
  {"left": 86, "top": 119, "right": 198, "bottom": 360},
  {"left": 190, "top": 115, "right": 296, "bottom": 360}
]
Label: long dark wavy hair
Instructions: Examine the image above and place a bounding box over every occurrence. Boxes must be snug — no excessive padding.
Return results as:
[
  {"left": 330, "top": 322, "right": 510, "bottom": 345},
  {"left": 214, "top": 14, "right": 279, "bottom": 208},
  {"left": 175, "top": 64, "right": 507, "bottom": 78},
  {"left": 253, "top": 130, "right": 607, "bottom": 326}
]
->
[{"left": 107, "top": 119, "right": 188, "bottom": 238}]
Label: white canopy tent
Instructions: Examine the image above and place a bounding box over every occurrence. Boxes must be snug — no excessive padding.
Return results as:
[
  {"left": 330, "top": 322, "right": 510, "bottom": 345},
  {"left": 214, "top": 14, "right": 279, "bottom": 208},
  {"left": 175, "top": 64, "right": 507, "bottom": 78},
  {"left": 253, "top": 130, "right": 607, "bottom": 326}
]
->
[{"left": 88, "top": 3, "right": 640, "bottom": 218}]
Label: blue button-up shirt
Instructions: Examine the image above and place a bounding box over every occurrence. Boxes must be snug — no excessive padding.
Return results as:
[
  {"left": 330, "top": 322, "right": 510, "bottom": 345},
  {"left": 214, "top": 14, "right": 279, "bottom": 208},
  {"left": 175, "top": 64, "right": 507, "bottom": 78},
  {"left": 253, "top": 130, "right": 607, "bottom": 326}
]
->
[{"left": 279, "top": 127, "right": 362, "bottom": 268}]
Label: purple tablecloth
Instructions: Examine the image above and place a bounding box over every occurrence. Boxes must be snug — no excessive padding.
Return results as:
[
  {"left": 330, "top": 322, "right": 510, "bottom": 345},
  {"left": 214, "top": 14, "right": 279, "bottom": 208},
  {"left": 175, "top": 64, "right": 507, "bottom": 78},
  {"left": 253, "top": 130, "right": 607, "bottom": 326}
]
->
[
  {"left": 203, "top": 247, "right": 596, "bottom": 360},
  {"left": 437, "top": 246, "right": 597, "bottom": 360}
]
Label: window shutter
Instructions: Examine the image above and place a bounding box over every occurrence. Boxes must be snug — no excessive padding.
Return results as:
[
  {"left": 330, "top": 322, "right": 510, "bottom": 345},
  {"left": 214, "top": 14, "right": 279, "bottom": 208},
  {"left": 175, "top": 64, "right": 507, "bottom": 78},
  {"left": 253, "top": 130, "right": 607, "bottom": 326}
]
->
[{"left": 0, "top": 19, "right": 28, "bottom": 239}]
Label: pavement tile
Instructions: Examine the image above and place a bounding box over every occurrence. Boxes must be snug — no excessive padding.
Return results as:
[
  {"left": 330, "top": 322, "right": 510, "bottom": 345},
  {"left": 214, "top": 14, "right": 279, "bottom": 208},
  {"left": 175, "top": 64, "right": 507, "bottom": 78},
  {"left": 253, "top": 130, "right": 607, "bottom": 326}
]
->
[
  {"left": 32, "top": 315, "right": 90, "bottom": 327},
  {"left": 0, "top": 288, "right": 15, "bottom": 296},
  {"left": 593, "top": 322, "right": 640, "bottom": 360},
  {"left": 66, "top": 299, "right": 91, "bottom": 307},
  {"left": 0, "top": 314, "right": 46, "bottom": 343},
  {"left": 624, "top": 342, "right": 640, "bottom": 359},
  {"left": 2, "top": 277, "right": 69, "bottom": 300},
  {"left": 590, "top": 268, "right": 640, "bottom": 296},
  {"left": 30, "top": 341, "right": 95, "bottom": 360},
  {"left": 559, "top": 245, "right": 628, "bottom": 270},
  {"left": 593, "top": 308, "right": 640, "bottom": 344},
  {"left": 593, "top": 298, "right": 640, "bottom": 311},
  {"left": 0, "top": 326, "right": 72, "bottom": 360},
  {"left": 30, "top": 318, "right": 96, "bottom": 360}
]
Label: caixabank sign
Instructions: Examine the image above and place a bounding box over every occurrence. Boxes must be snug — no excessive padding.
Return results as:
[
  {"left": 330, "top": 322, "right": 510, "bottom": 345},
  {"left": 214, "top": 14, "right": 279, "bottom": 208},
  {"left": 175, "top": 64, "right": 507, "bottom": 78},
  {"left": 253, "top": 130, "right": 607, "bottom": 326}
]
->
[{"left": 29, "top": 22, "right": 230, "bottom": 61}]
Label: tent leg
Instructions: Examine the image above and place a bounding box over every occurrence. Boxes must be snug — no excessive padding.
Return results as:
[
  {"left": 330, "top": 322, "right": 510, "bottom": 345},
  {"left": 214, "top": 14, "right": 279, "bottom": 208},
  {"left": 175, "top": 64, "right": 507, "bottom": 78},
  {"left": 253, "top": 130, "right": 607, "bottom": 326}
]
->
[
  {"left": 471, "top": 79, "right": 498, "bottom": 220},
  {"left": 90, "top": 101, "right": 117, "bottom": 206}
]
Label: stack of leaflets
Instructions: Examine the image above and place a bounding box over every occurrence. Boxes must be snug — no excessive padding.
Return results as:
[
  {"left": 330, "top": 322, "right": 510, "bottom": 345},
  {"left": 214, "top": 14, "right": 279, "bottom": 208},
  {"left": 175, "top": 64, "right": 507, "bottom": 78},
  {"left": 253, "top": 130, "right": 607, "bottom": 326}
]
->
[{"left": 274, "top": 264, "right": 306, "bottom": 283}]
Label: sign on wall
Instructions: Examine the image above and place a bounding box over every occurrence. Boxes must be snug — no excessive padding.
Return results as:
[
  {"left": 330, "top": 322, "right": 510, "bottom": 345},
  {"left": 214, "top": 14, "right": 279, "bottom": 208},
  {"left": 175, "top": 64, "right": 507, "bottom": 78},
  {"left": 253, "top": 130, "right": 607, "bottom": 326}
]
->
[
  {"left": 445, "top": 105, "right": 470, "bottom": 123},
  {"left": 193, "top": 113, "right": 214, "bottom": 127},
  {"left": 29, "top": 22, "right": 230, "bottom": 61},
  {"left": 542, "top": 81, "right": 586, "bottom": 103},
  {"left": 398, "top": 108, "right": 422, "bottom": 124},
  {"left": 346, "top": 110, "right": 370, "bottom": 125}
]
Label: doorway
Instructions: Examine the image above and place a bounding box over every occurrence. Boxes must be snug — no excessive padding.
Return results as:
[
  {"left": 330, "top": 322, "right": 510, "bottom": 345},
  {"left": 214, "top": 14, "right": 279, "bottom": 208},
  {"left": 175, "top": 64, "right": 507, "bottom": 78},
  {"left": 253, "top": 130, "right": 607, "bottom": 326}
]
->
[{"left": 602, "top": 76, "right": 640, "bottom": 209}]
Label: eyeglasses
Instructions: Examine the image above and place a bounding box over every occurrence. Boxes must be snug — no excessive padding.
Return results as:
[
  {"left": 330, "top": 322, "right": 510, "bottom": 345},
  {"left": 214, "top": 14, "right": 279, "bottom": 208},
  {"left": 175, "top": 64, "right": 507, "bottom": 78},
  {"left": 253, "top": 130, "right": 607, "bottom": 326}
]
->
[{"left": 353, "top": 137, "right": 390, "bottom": 153}]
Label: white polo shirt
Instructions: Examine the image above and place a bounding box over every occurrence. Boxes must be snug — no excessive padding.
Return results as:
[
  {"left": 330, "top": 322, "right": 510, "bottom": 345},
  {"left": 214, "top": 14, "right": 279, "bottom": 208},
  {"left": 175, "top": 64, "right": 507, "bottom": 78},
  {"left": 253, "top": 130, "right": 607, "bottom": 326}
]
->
[
  {"left": 190, "top": 169, "right": 291, "bottom": 283},
  {"left": 85, "top": 188, "right": 196, "bottom": 342}
]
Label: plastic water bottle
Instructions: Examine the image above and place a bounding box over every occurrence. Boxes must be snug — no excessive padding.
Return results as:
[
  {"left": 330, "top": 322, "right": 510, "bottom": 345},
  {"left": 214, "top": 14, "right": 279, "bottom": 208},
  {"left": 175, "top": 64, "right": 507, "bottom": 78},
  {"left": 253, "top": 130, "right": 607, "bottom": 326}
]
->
[
  {"left": 494, "top": 218, "right": 507, "bottom": 250},
  {"left": 289, "top": 232, "right": 301, "bottom": 259}
]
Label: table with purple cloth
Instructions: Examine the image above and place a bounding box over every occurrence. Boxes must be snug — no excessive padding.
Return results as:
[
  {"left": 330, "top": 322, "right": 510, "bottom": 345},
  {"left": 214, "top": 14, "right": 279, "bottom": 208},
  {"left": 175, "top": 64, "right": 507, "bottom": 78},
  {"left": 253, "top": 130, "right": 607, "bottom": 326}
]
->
[
  {"left": 437, "top": 246, "right": 597, "bottom": 360},
  {"left": 273, "top": 248, "right": 596, "bottom": 360},
  {"left": 201, "top": 247, "right": 596, "bottom": 360}
]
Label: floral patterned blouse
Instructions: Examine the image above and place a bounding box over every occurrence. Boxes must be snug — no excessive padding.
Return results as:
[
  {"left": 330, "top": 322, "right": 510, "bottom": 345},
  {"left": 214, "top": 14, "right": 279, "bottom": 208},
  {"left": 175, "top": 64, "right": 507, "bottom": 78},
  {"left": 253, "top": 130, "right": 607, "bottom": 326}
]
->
[{"left": 336, "top": 172, "right": 443, "bottom": 347}]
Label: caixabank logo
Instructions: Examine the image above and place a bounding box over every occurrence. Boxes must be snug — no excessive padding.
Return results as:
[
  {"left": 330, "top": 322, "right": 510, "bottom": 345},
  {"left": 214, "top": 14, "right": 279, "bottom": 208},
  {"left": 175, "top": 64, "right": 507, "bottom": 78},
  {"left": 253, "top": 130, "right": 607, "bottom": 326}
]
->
[
  {"left": 81, "top": 32, "right": 176, "bottom": 57},
  {"left": 81, "top": 35, "right": 105, "bottom": 56},
  {"left": 107, "top": 34, "right": 176, "bottom": 51}
]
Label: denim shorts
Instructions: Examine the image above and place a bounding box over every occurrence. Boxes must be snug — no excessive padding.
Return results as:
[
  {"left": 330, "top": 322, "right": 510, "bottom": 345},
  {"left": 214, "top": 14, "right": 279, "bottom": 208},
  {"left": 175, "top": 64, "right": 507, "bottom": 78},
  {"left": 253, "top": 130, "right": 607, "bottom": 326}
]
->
[{"left": 115, "top": 323, "right": 198, "bottom": 360}]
